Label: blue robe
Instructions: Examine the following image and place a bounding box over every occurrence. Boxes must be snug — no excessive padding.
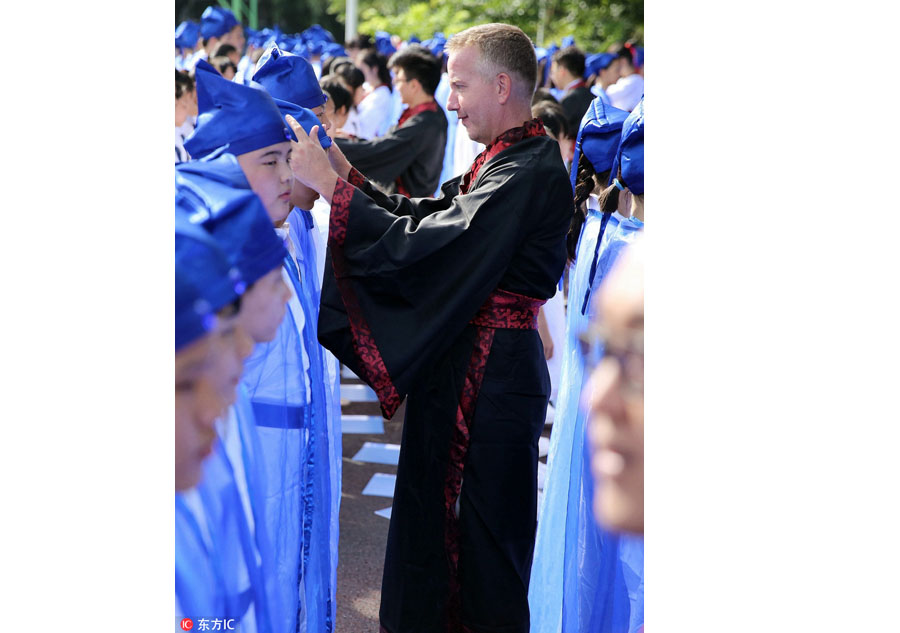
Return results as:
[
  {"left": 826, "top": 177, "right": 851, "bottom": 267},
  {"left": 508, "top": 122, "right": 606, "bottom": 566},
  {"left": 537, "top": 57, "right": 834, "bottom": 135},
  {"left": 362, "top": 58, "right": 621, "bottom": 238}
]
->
[
  {"left": 176, "top": 388, "right": 281, "bottom": 632},
  {"left": 241, "top": 218, "right": 335, "bottom": 633},
  {"left": 289, "top": 208, "right": 342, "bottom": 629},
  {"left": 529, "top": 203, "right": 644, "bottom": 633},
  {"left": 560, "top": 212, "right": 644, "bottom": 633}
]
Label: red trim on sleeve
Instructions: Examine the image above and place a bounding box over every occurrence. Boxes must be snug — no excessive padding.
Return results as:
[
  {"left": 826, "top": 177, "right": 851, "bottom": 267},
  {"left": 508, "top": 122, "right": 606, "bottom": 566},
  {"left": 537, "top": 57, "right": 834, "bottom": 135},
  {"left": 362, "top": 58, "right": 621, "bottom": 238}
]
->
[
  {"left": 347, "top": 167, "right": 367, "bottom": 189},
  {"left": 329, "top": 178, "right": 353, "bottom": 247},
  {"left": 328, "top": 178, "right": 403, "bottom": 419}
]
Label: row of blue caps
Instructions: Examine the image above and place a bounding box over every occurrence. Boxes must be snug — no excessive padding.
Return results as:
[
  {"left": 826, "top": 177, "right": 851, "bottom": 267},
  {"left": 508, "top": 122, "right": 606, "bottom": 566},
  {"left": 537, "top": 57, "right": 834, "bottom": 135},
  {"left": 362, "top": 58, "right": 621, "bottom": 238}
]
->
[
  {"left": 175, "top": 154, "right": 288, "bottom": 351},
  {"left": 571, "top": 95, "right": 644, "bottom": 196},
  {"left": 177, "top": 44, "right": 342, "bottom": 350},
  {"left": 177, "top": 11, "right": 638, "bottom": 79},
  {"left": 184, "top": 47, "right": 332, "bottom": 161}
]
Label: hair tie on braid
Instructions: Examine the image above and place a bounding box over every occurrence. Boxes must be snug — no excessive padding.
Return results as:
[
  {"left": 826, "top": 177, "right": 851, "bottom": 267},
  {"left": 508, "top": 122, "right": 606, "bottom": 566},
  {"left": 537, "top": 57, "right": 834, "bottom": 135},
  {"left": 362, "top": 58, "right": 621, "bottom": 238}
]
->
[{"left": 613, "top": 178, "right": 625, "bottom": 191}]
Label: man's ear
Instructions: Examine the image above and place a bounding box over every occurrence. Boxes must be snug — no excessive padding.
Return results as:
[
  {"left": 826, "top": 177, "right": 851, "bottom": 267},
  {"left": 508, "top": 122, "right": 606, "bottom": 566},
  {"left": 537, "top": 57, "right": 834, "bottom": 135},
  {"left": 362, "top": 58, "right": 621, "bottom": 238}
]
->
[{"left": 497, "top": 72, "right": 512, "bottom": 105}]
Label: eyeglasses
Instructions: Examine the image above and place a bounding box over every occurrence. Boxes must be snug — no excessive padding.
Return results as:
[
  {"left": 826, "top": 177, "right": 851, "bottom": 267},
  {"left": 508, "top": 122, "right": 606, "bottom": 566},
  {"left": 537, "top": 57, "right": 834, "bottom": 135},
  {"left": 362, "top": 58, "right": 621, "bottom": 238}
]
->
[{"left": 578, "top": 323, "right": 644, "bottom": 397}]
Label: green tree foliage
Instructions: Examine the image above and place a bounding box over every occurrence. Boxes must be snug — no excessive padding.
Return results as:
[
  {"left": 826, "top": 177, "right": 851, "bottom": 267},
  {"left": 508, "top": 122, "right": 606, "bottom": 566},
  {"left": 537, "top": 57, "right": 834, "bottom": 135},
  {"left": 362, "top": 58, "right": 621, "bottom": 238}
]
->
[
  {"left": 175, "top": 0, "right": 641, "bottom": 52},
  {"left": 176, "top": 0, "right": 343, "bottom": 37},
  {"left": 327, "top": 0, "right": 642, "bottom": 51}
]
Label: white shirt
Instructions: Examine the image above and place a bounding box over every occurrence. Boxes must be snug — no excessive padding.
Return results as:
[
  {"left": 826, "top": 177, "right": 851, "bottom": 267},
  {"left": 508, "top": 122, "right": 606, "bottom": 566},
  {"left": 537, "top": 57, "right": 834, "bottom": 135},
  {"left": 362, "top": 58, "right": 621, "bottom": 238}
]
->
[
  {"left": 342, "top": 107, "right": 363, "bottom": 138},
  {"left": 355, "top": 85, "right": 394, "bottom": 139},
  {"left": 176, "top": 127, "right": 189, "bottom": 163},
  {"left": 606, "top": 73, "right": 644, "bottom": 112},
  {"left": 185, "top": 49, "right": 208, "bottom": 72},
  {"left": 176, "top": 120, "right": 194, "bottom": 163},
  {"left": 234, "top": 55, "right": 254, "bottom": 85},
  {"left": 452, "top": 119, "right": 484, "bottom": 178}
]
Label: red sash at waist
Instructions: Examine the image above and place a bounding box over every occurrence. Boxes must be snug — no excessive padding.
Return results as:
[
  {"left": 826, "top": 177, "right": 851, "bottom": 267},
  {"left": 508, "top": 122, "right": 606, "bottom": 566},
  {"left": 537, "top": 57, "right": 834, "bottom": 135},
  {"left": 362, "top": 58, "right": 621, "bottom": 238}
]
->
[{"left": 469, "top": 289, "right": 545, "bottom": 330}]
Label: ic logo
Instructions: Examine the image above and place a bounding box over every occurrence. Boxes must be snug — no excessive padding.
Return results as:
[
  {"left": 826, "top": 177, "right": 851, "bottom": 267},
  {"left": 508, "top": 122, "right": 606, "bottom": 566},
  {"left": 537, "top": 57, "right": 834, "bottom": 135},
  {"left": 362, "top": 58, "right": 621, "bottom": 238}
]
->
[{"left": 181, "top": 618, "right": 194, "bottom": 631}]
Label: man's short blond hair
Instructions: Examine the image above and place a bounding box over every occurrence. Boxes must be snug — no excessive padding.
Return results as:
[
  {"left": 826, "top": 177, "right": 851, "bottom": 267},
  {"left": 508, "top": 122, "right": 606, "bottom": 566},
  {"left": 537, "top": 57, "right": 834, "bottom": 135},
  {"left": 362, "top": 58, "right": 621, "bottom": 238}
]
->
[{"left": 446, "top": 23, "right": 537, "bottom": 99}]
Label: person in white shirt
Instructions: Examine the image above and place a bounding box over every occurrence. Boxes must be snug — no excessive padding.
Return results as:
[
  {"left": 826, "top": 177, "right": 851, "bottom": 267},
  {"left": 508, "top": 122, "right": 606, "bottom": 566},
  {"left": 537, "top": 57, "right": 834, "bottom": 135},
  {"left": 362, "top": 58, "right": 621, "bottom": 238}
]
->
[
  {"left": 356, "top": 51, "right": 395, "bottom": 138},
  {"left": 320, "top": 76, "right": 353, "bottom": 134},
  {"left": 186, "top": 6, "right": 244, "bottom": 72},
  {"left": 331, "top": 61, "right": 366, "bottom": 138},
  {"left": 606, "top": 48, "right": 644, "bottom": 112}
]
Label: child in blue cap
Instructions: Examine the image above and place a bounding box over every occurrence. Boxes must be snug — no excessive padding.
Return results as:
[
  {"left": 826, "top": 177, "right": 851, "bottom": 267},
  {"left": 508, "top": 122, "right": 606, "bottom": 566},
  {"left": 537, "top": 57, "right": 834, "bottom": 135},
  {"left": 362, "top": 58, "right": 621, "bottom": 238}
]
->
[
  {"left": 185, "top": 61, "right": 294, "bottom": 225},
  {"left": 527, "top": 95, "right": 645, "bottom": 633},
  {"left": 254, "top": 48, "right": 346, "bottom": 617},
  {"left": 184, "top": 60, "right": 338, "bottom": 633},
  {"left": 562, "top": 94, "right": 644, "bottom": 633},
  {"left": 175, "top": 201, "right": 254, "bottom": 625},
  {"left": 186, "top": 6, "right": 245, "bottom": 72},
  {"left": 253, "top": 45, "right": 333, "bottom": 135},
  {"left": 585, "top": 52, "right": 620, "bottom": 105},
  {"left": 177, "top": 157, "right": 293, "bottom": 633},
  {"left": 176, "top": 21, "right": 200, "bottom": 71}
]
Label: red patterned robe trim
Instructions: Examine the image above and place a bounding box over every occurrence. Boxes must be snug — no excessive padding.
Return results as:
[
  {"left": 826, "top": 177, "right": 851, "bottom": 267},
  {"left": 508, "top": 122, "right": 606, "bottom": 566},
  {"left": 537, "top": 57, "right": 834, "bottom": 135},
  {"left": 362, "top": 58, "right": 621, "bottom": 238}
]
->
[
  {"left": 347, "top": 167, "right": 367, "bottom": 189},
  {"left": 329, "top": 178, "right": 403, "bottom": 419},
  {"left": 443, "top": 289, "right": 546, "bottom": 633},
  {"left": 459, "top": 118, "right": 547, "bottom": 195}
]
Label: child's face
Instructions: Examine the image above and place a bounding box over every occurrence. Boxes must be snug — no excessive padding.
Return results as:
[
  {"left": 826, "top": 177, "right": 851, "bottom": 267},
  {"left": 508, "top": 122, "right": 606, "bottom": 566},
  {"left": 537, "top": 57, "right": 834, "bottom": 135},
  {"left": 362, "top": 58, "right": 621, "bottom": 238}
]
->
[
  {"left": 174, "top": 313, "right": 253, "bottom": 490},
  {"left": 238, "top": 268, "right": 291, "bottom": 343},
  {"left": 237, "top": 142, "right": 293, "bottom": 225},
  {"left": 309, "top": 104, "right": 333, "bottom": 135}
]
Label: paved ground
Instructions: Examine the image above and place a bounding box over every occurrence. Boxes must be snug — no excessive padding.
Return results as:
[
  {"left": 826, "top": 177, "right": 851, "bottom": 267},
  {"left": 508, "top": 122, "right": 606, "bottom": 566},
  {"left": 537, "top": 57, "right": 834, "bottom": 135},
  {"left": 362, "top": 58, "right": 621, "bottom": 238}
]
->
[{"left": 335, "top": 373, "right": 405, "bottom": 633}]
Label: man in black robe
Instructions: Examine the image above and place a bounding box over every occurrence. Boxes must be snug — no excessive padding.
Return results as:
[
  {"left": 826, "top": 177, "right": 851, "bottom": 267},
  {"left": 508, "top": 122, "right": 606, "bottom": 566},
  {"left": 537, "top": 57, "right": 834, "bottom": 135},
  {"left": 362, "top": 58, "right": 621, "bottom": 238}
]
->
[
  {"left": 335, "top": 45, "right": 447, "bottom": 197},
  {"left": 551, "top": 46, "right": 595, "bottom": 137},
  {"left": 286, "top": 23, "right": 574, "bottom": 633}
]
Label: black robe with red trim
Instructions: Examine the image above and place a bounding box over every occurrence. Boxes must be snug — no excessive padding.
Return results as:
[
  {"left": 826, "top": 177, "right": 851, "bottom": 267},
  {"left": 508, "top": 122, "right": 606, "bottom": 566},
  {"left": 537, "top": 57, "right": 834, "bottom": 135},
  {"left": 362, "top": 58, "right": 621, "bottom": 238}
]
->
[
  {"left": 335, "top": 104, "right": 447, "bottom": 197},
  {"left": 318, "top": 121, "right": 573, "bottom": 633}
]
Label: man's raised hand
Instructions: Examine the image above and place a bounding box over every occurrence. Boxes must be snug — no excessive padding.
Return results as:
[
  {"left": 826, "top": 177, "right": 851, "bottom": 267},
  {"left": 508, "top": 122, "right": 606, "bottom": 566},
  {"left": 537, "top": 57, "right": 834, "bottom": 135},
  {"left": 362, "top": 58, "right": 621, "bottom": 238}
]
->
[{"left": 285, "top": 116, "right": 339, "bottom": 202}]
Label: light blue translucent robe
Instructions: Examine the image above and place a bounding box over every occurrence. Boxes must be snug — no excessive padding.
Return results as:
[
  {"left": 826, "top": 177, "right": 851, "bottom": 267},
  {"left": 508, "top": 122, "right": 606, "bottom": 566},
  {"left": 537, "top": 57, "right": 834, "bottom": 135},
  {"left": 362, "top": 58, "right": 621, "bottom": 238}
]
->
[
  {"left": 590, "top": 85, "right": 612, "bottom": 105},
  {"left": 289, "top": 208, "right": 342, "bottom": 630},
  {"left": 241, "top": 216, "right": 333, "bottom": 633},
  {"left": 529, "top": 201, "right": 644, "bottom": 633},
  {"left": 560, "top": 212, "right": 644, "bottom": 633},
  {"left": 175, "top": 387, "right": 284, "bottom": 633},
  {"left": 175, "top": 491, "right": 227, "bottom": 624}
]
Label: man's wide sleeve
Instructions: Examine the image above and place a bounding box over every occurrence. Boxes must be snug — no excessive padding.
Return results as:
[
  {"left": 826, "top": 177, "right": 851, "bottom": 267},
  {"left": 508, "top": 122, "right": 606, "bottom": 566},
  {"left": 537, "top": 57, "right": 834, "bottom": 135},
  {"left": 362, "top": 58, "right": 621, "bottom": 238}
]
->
[{"left": 318, "top": 159, "right": 539, "bottom": 418}]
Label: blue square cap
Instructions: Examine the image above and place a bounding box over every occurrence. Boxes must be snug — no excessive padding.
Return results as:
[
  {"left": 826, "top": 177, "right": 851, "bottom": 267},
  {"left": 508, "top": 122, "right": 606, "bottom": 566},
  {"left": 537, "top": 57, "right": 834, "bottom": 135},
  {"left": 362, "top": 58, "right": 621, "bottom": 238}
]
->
[
  {"left": 200, "top": 6, "right": 238, "bottom": 40},
  {"left": 302, "top": 24, "right": 336, "bottom": 44},
  {"left": 322, "top": 43, "right": 347, "bottom": 60},
  {"left": 176, "top": 21, "right": 200, "bottom": 49},
  {"left": 175, "top": 199, "right": 244, "bottom": 350},
  {"left": 570, "top": 97, "right": 631, "bottom": 191},
  {"left": 177, "top": 154, "right": 288, "bottom": 287},
  {"left": 613, "top": 97, "right": 644, "bottom": 195},
  {"left": 184, "top": 60, "right": 291, "bottom": 160},
  {"left": 271, "top": 98, "right": 332, "bottom": 149},
  {"left": 375, "top": 31, "right": 397, "bottom": 56},
  {"left": 585, "top": 52, "right": 617, "bottom": 77},
  {"left": 252, "top": 45, "right": 328, "bottom": 109}
]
